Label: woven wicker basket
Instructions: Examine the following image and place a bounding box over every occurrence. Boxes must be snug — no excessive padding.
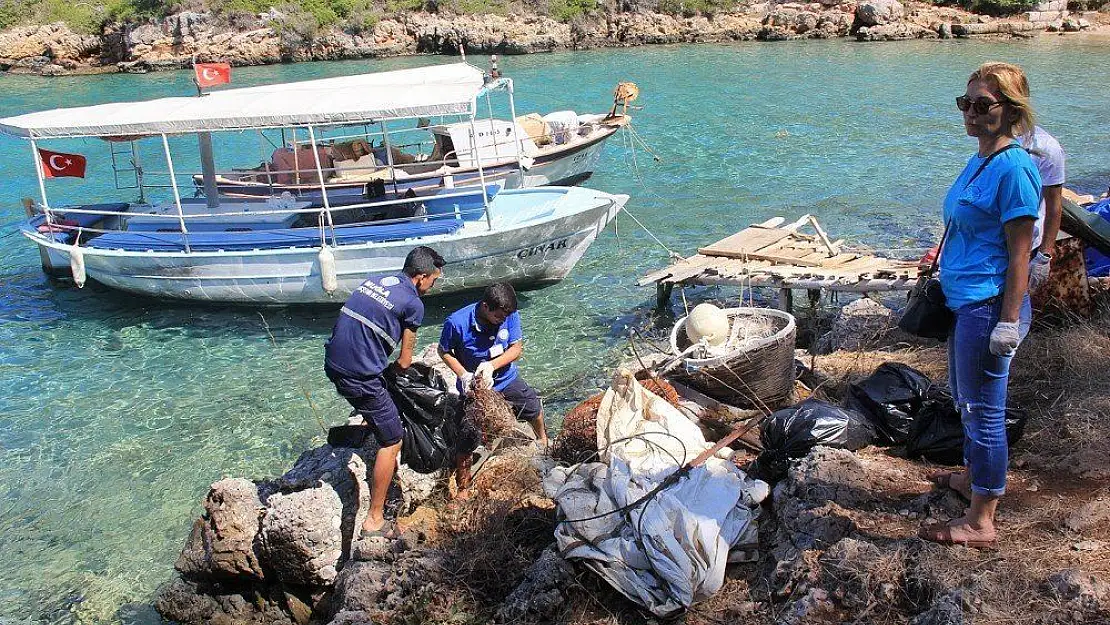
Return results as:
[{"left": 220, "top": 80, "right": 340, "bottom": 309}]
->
[{"left": 668, "top": 307, "right": 797, "bottom": 410}]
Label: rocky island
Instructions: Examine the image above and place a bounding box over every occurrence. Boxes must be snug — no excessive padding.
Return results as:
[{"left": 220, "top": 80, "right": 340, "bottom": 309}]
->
[{"left": 0, "top": 0, "right": 1105, "bottom": 76}]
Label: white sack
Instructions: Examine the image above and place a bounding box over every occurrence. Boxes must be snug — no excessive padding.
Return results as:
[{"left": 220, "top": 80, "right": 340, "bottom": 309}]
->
[{"left": 545, "top": 369, "right": 769, "bottom": 617}]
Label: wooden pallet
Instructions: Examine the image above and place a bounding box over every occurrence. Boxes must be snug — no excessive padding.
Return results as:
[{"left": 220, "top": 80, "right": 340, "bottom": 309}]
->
[{"left": 639, "top": 215, "right": 920, "bottom": 294}]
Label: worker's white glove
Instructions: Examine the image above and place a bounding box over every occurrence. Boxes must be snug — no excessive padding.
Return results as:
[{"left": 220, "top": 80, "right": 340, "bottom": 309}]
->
[
  {"left": 474, "top": 361, "right": 495, "bottom": 390},
  {"left": 458, "top": 372, "right": 475, "bottom": 395},
  {"left": 1029, "top": 251, "right": 1051, "bottom": 291},
  {"left": 989, "top": 321, "right": 1022, "bottom": 357}
]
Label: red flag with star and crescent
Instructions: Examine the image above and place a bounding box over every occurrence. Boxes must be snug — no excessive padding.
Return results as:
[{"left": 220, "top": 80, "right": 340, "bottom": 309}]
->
[
  {"left": 194, "top": 62, "right": 231, "bottom": 89},
  {"left": 38, "top": 148, "right": 87, "bottom": 178}
]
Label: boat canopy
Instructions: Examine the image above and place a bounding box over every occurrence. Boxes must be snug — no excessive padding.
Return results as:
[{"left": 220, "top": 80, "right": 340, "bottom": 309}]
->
[{"left": 0, "top": 63, "right": 488, "bottom": 139}]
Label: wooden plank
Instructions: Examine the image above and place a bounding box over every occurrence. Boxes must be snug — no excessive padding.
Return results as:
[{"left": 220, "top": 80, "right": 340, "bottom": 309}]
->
[
  {"left": 755, "top": 217, "right": 786, "bottom": 228},
  {"left": 783, "top": 214, "right": 812, "bottom": 232},
  {"left": 656, "top": 258, "right": 718, "bottom": 284},
  {"left": 699, "top": 226, "right": 795, "bottom": 258},
  {"left": 808, "top": 216, "right": 840, "bottom": 256}
]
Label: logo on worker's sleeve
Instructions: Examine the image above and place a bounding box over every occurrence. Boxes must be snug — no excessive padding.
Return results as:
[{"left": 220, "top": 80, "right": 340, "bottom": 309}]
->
[{"left": 497, "top": 329, "right": 509, "bottom": 341}]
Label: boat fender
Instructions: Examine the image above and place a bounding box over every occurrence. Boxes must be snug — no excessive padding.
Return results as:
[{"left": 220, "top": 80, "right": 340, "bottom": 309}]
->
[
  {"left": 69, "top": 243, "right": 86, "bottom": 288},
  {"left": 319, "top": 245, "right": 338, "bottom": 294}
]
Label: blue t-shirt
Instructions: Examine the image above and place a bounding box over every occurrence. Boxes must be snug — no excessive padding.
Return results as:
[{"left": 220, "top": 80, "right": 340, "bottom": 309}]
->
[
  {"left": 939, "top": 145, "right": 1042, "bottom": 310},
  {"left": 324, "top": 273, "right": 424, "bottom": 379},
  {"left": 438, "top": 303, "right": 522, "bottom": 392}
]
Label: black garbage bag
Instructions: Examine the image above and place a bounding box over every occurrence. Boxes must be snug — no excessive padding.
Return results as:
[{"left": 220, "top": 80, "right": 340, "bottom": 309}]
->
[
  {"left": 752, "top": 399, "right": 876, "bottom": 481},
  {"left": 383, "top": 363, "right": 461, "bottom": 474},
  {"left": 846, "top": 363, "right": 940, "bottom": 446},
  {"left": 905, "top": 393, "right": 1030, "bottom": 465}
]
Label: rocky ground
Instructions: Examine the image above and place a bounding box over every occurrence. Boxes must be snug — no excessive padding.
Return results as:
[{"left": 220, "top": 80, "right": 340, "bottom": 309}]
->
[
  {"left": 153, "top": 295, "right": 1110, "bottom": 624},
  {"left": 0, "top": 1, "right": 1106, "bottom": 76}
]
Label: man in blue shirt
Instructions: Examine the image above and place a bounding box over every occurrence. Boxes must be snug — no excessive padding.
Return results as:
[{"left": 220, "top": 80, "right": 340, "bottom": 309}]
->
[
  {"left": 438, "top": 283, "right": 545, "bottom": 494},
  {"left": 324, "top": 245, "right": 445, "bottom": 540}
]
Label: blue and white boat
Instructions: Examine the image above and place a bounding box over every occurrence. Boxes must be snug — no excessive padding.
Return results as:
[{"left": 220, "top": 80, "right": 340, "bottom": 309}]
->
[{"left": 1, "top": 63, "right": 628, "bottom": 304}]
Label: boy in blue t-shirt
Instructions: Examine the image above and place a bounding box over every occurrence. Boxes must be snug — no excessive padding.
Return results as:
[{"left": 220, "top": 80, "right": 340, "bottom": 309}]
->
[{"left": 438, "top": 283, "right": 545, "bottom": 494}]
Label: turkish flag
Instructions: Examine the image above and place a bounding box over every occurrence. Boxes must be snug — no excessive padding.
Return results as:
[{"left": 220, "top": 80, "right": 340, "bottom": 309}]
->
[
  {"left": 38, "top": 148, "right": 87, "bottom": 178},
  {"left": 194, "top": 62, "right": 231, "bottom": 88}
]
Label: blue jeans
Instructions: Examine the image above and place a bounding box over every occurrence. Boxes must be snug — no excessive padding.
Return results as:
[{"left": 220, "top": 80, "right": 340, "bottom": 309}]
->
[{"left": 946, "top": 294, "right": 1031, "bottom": 497}]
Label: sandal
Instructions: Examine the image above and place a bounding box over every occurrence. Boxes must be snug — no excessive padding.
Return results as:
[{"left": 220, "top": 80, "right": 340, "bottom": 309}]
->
[
  {"left": 928, "top": 470, "right": 972, "bottom": 501},
  {"left": 358, "top": 519, "right": 401, "bottom": 541},
  {"left": 918, "top": 522, "right": 996, "bottom": 549}
]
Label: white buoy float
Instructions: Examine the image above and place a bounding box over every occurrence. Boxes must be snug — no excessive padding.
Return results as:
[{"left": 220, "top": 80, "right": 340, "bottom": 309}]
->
[
  {"left": 318, "top": 245, "right": 338, "bottom": 294},
  {"left": 69, "top": 244, "right": 86, "bottom": 288},
  {"left": 685, "top": 303, "right": 730, "bottom": 346}
]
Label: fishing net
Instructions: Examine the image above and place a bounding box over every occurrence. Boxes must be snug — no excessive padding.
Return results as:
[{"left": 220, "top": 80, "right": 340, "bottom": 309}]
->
[
  {"left": 551, "top": 377, "right": 682, "bottom": 464},
  {"left": 463, "top": 388, "right": 518, "bottom": 444}
]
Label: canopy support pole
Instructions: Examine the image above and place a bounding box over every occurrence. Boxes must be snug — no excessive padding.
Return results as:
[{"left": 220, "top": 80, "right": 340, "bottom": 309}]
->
[
  {"left": 27, "top": 137, "right": 53, "bottom": 227},
  {"left": 258, "top": 130, "right": 274, "bottom": 193},
  {"left": 132, "top": 140, "right": 146, "bottom": 203},
  {"left": 198, "top": 132, "right": 219, "bottom": 208},
  {"left": 291, "top": 127, "right": 300, "bottom": 185},
  {"left": 307, "top": 125, "right": 336, "bottom": 244},
  {"left": 380, "top": 121, "right": 399, "bottom": 196},
  {"left": 485, "top": 92, "right": 499, "bottom": 160},
  {"left": 468, "top": 112, "right": 492, "bottom": 230},
  {"left": 161, "top": 133, "right": 191, "bottom": 253},
  {"left": 506, "top": 78, "right": 525, "bottom": 185}
]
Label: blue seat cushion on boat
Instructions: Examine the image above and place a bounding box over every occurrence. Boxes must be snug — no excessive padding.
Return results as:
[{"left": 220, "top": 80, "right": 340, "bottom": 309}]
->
[
  {"left": 125, "top": 220, "right": 285, "bottom": 233},
  {"left": 86, "top": 218, "right": 464, "bottom": 252},
  {"left": 424, "top": 184, "right": 500, "bottom": 222}
]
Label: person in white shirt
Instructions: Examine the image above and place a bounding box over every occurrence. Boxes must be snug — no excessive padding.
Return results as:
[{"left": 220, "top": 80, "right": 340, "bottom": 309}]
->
[{"left": 1022, "top": 125, "right": 1066, "bottom": 291}]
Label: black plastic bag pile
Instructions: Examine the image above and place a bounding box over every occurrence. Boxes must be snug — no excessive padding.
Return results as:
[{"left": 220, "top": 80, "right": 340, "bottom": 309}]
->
[
  {"left": 754, "top": 362, "right": 1029, "bottom": 479},
  {"left": 846, "top": 362, "right": 1027, "bottom": 465},
  {"left": 384, "top": 363, "right": 462, "bottom": 473},
  {"left": 845, "top": 363, "right": 940, "bottom": 446},
  {"left": 751, "top": 399, "right": 876, "bottom": 480}
]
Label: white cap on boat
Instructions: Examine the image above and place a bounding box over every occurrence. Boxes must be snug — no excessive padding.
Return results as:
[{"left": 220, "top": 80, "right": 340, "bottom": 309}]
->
[{"left": 686, "top": 303, "right": 730, "bottom": 347}]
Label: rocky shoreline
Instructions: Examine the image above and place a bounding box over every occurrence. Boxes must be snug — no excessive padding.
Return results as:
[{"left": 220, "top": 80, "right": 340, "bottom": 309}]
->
[
  {"left": 151, "top": 308, "right": 1110, "bottom": 625},
  {"left": 0, "top": 1, "right": 1105, "bottom": 77}
]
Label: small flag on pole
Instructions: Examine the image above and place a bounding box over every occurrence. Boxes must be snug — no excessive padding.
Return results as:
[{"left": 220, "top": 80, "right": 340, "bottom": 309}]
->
[
  {"left": 194, "top": 62, "right": 231, "bottom": 89},
  {"left": 38, "top": 148, "right": 87, "bottom": 178}
]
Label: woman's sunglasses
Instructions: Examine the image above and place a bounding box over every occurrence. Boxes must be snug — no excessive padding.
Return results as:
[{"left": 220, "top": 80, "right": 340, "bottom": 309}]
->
[{"left": 956, "top": 95, "right": 1008, "bottom": 115}]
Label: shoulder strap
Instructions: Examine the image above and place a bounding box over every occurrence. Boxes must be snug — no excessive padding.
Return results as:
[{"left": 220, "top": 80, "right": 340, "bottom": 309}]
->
[
  {"left": 931, "top": 143, "right": 1020, "bottom": 274},
  {"left": 966, "top": 143, "right": 1019, "bottom": 188}
]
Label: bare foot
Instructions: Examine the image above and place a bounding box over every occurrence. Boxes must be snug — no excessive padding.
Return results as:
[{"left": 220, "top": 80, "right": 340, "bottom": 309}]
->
[{"left": 919, "top": 517, "right": 996, "bottom": 548}]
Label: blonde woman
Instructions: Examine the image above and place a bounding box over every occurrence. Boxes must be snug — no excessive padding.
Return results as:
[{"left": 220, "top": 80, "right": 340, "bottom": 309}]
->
[{"left": 923, "top": 62, "right": 1042, "bottom": 548}]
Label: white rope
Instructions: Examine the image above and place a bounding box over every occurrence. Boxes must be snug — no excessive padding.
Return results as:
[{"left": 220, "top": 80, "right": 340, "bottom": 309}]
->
[{"left": 621, "top": 205, "right": 683, "bottom": 261}]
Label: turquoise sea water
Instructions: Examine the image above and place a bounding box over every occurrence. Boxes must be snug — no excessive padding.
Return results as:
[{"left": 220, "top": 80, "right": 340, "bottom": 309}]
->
[{"left": 1, "top": 39, "right": 1109, "bottom": 624}]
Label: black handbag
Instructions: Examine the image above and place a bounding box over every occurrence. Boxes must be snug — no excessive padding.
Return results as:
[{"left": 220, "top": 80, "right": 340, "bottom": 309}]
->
[
  {"left": 898, "top": 223, "right": 954, "bottom": 340},
  {"left": 898, "top": 144, "right": 1019, "bottom": 341}
]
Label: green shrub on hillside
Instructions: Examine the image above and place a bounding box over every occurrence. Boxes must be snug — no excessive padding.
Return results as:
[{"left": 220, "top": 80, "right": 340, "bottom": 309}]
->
[
  {"left": 931, "top": 0, "right": 1038, "bottom": 15},
  {"left": 437, "top": 0, "right": 509, "bottom": 14},
  {"left": 547, "top": 0, "right": 596, "bottom": 21},
  {"left": 657, "top": 0, "right": 737, "bottom": 17}
]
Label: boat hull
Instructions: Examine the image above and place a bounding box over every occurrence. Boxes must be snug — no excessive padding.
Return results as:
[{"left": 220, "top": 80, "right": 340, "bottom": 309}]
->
[{"left": 25, "top": 189, "right": 627, "bottom": 305}]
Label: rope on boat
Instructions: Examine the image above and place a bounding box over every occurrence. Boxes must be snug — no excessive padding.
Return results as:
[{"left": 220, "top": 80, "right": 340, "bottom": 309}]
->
[{"left": 617, "top": 122, "right": 682, "bottom": 262}]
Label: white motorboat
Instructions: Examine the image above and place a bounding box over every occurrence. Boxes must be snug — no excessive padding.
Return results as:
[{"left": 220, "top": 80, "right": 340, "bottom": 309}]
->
[{"left": 1, "top": 63, "right": 629, "bottom": 304}]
